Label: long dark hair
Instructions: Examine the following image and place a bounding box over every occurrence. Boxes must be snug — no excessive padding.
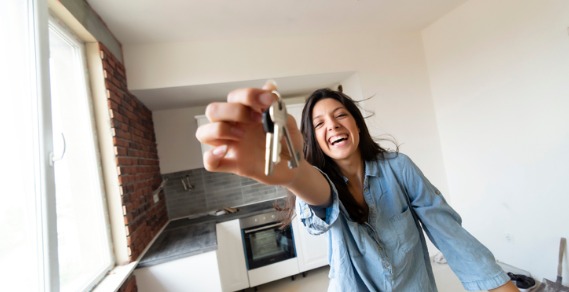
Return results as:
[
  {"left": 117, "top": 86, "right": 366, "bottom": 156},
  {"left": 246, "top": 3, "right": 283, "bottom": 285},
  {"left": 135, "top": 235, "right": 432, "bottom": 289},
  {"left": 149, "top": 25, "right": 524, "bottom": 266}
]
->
[{"left": 277, "top": 87, "right": 397, "bottom": 225}]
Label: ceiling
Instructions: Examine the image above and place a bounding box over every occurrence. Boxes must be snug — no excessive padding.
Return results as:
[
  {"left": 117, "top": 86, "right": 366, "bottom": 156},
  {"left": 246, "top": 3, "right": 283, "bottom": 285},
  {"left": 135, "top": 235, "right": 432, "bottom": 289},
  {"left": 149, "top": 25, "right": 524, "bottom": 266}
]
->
[{"left": 85, "top": 0, "right": 467, "bottom": 110}]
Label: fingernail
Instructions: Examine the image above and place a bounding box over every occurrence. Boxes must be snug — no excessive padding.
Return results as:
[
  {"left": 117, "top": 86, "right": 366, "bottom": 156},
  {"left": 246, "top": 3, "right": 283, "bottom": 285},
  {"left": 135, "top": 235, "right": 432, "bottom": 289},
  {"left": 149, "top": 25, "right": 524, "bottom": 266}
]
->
[
  {"left": 259, "top": 92, "right": 274, "bottom": 106},
  {"left": 212, "top": 145, "right": 228, "bottom": 157},
  {"left": 265, "top": 79, "right": 277, "bottom": 88}
]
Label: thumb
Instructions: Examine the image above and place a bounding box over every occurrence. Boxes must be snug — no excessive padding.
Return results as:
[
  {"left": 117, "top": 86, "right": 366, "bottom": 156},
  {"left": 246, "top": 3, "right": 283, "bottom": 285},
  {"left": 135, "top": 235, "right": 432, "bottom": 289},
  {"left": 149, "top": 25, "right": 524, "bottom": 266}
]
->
[{"left": 202, "top": 145, "right": 228, "bottom": 172}]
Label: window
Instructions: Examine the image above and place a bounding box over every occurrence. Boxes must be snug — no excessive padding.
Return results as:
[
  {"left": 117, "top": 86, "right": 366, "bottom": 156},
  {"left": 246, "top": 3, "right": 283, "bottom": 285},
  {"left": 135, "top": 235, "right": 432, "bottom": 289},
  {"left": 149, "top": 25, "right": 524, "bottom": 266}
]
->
[
  {"left": 0, "top": 0, "right": 56, "bottom": 291},
  {"left": 48, "top": 19, "right": 113, "bottom": 292},
  {"left": 0, "top": 1, "right": 114, "bottom": 291}
]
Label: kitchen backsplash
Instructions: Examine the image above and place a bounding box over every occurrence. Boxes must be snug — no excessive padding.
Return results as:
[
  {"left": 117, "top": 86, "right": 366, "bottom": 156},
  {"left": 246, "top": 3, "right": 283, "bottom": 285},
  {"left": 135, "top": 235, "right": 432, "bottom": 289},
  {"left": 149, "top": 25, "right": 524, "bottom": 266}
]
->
[{"left": 162, "top": 168, "right": 287, "bottom": 219}]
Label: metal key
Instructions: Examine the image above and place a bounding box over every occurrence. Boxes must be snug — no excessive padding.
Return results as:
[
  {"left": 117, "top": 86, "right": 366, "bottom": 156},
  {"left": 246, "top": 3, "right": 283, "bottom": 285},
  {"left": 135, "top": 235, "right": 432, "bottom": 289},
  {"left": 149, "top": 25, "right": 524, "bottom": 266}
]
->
[{"left": 262, "top": 90, "right": 300, "bottom": 176}]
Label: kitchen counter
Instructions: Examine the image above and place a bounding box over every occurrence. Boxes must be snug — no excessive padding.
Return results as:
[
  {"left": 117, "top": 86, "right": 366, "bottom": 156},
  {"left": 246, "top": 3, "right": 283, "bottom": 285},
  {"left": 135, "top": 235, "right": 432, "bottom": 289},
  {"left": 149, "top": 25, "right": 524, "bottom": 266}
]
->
[{"left": 137, "top": 199, "right": 283, "bottom": 268}]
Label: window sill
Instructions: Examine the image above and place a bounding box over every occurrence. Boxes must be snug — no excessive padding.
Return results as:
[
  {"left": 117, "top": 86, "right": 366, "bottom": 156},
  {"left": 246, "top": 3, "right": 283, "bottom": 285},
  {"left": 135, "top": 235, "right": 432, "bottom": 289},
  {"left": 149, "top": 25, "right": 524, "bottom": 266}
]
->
[{"left": 92, "top": 261, "right": 138, "bottom": 292}]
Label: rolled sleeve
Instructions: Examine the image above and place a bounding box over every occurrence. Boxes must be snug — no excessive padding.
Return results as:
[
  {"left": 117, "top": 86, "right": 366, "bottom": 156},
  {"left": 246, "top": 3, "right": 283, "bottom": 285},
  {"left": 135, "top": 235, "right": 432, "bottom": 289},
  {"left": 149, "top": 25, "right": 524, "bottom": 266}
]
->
[{"left": 462, "top": 271, "right": 510, "bottom": 291}]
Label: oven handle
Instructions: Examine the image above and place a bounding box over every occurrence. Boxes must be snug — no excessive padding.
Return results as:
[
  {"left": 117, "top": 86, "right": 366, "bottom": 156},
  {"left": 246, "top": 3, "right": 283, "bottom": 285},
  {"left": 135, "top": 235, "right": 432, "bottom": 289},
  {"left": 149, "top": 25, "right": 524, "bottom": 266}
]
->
[{"left": 243, "top": 222, "right": 282, "bottom": 234}]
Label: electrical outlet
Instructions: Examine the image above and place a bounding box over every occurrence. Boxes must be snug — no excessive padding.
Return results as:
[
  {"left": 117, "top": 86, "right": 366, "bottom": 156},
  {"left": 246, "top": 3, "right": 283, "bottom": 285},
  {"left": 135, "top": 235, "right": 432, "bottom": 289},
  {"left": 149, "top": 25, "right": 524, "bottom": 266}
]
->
[{"left": 153, "top": 193, "right": 159, "bottom": 203}]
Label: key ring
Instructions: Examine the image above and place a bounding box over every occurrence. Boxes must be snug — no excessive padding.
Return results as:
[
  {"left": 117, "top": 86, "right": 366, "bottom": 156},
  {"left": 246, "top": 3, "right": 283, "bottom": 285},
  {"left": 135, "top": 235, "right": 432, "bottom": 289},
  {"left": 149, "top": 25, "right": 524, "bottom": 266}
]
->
[
  {"left": 271, "top": 90, "right": 282, "bottom": 100},
  {"left": 262, "top": 89, "right": 301, "bottom": 175}
]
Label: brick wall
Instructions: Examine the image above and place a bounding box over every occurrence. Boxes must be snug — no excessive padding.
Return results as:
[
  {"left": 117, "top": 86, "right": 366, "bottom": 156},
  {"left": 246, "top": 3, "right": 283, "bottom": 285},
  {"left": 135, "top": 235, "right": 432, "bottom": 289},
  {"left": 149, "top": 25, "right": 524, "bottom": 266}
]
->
[
  {"left": 99, "top": 43, "right": 168, "bottom": 264},
  {"left": 118, "top": 275, "right": 137, "bottom": 292}
]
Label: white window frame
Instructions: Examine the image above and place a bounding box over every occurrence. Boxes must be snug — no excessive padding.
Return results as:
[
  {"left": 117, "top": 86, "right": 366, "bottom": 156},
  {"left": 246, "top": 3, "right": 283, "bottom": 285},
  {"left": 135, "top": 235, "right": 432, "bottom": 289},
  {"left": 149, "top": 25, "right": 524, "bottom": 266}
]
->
[
  {"left": 48, "top": 15, "right": 115, "bottom": 291},
  {"left": 47, "top": 1, "right": 137, "bottom": 290}
]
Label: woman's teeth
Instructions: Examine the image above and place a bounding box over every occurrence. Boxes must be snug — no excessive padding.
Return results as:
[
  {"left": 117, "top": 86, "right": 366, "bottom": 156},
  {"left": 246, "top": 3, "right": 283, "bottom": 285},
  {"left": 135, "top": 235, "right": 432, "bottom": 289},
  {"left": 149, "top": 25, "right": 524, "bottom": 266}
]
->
[{"left": 330, "top": 135, "right": 347, "bottom": 145}]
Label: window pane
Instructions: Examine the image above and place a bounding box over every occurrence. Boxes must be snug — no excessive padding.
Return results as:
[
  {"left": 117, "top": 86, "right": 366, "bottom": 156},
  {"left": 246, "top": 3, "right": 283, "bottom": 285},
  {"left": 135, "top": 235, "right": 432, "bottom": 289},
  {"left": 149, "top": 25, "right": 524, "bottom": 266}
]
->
[
  {"left": 0, "top": 0, "right": 49, "bottom": 291},
  {"left": 48, "top": 21, "right": 113, "bottom": 292}
]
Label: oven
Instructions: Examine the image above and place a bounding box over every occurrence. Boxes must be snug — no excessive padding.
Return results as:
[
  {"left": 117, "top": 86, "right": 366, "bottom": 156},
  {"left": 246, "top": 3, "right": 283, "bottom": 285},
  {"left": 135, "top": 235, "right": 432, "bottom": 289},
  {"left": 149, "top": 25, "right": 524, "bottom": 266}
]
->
[{"left": 240, "top": 210, "right": 296, "bottom": 270}]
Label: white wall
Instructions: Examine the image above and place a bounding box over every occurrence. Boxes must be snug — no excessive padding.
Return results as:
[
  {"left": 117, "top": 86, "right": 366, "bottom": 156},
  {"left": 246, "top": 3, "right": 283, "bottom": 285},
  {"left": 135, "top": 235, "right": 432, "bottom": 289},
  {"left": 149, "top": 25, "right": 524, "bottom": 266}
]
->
[
  {"left": 422, "top": 0, "right": 569, "bottom": 282},
  {"left": 124, "top": 31, "right": 448, "bottom": 195}
]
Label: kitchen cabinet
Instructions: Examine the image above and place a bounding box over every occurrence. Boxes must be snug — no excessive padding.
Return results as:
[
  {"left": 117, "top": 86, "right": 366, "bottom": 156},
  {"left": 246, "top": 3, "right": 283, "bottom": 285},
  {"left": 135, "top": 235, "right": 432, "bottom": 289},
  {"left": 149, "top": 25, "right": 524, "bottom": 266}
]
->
[
  {"left": 286, "top": 103, "right": 304, "bottom": 128},
  {"left": 215, "top": 219, "right": 249, "bottom": 291},
  {"left": 292, "top": 215, "right": 329, "bottom": 273},
  {"left": 248, "top": 258, "right": 299, "bottom": 287},
  {"left": 153, "top": 106, "right": 207, "bottom": 173},
  {"left": 133, "top": 251, "right": 222, "bottom": 292},
  {"left": 286, "top": 101, "right": 329, "bottom": 274}
]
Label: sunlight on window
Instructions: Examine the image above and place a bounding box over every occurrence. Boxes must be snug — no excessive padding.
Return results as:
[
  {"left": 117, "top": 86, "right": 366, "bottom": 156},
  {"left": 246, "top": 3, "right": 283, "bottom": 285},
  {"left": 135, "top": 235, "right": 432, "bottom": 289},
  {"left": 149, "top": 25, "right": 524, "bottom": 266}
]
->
[
  {"left": 1, "top": 0, "right": 45, "bottom": 291},
  {"left": 49, "top": 20, "right": 113, "bottom": 292}
]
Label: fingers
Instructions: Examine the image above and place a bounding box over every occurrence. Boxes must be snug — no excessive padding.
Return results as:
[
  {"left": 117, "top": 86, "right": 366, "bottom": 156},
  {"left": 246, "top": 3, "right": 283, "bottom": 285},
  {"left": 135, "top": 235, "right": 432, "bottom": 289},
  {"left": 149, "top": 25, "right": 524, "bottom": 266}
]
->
[
  {"left": 205, "top": 102, "right": 262, "bottom": 124},
  {"left": 195, "top": 122, "right": 244, "bottom": 146},
  {"left": 227, "top": 80, "right": 279, "bottom": 113},
  {"left": 209, "top": 80, "right": 279, "bottom": 122},
  {"left": 197, "top": 80, "right": 296, "bottom": 181}
]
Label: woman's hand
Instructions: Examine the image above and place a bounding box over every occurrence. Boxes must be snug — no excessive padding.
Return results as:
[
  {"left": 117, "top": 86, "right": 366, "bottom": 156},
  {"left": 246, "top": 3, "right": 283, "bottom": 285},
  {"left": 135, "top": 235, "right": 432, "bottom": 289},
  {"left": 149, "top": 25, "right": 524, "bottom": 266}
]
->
[
  {"left": 489, "top": 281, "right": 519, "bottom": 292},
  {"left": 195, "top": 81, "right": 305, "bottom": 186}
]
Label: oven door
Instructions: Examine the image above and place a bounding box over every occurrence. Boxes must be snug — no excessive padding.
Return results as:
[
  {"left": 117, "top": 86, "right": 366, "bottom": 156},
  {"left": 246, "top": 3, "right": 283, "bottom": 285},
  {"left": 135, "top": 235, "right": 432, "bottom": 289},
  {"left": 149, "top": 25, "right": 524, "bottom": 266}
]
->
[{"left": 242, "top": 221, "right": 296, "bottom": 270}]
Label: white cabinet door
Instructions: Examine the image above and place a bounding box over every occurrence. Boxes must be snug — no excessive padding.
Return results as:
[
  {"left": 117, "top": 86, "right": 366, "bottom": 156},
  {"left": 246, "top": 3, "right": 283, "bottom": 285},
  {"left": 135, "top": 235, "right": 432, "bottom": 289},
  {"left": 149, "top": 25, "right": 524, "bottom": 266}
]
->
[
  {"left": 292, "top": 215, "right": 328, "bottom": 273},
  {"left": 216, "top": 220, "right": 249, "bottom": 291},
  {"left": 286, "top": 103, "right": 304, "bottom": 128},
  {"left": 288, "top": 102, "right": 329, "bottom": 272},
  {"left": 248, "top": 258, "right": 299, "bottom": 287},
  {"left": 134, "top": 251, "right": 222, "bottom": 292}
]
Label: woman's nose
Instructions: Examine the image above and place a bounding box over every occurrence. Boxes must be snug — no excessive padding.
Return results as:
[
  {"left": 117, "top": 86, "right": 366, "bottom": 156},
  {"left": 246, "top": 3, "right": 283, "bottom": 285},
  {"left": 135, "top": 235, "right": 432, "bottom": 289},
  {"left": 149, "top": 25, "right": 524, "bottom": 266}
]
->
[{"left": 327, "top": 120, "right": 340, "bottom": 130}]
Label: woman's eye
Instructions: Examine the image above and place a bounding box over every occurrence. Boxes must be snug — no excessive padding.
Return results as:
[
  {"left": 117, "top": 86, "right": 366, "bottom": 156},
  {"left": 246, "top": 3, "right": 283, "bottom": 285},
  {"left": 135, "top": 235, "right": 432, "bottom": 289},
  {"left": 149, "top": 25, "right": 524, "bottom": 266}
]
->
[
  {"left": 336, "top": 113, "right": 347, "bottom": 118},
  {"left": 314, "top": 122, "right": 323, "bottom": 129}
]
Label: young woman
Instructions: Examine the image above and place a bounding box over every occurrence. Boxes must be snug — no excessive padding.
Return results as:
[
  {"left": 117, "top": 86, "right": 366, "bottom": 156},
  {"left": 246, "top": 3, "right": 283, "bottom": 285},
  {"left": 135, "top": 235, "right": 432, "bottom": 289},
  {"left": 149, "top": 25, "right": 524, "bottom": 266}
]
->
[{"left": 195, "top": 81, "right": 518, "bottom": 291}]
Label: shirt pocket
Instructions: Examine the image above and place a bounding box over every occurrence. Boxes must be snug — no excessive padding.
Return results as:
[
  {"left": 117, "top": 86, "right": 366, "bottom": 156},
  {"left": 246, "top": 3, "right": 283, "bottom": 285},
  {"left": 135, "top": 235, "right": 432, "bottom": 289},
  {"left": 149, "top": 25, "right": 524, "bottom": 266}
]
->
[{"left": 388, "top": 207, "right": 420, "bottom": 256}]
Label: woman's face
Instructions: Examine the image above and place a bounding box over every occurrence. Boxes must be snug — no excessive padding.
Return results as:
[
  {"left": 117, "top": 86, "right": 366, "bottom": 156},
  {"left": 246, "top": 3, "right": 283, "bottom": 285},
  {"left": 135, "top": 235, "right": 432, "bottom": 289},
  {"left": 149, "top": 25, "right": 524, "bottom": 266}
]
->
[{"left": 311, "top": 98, "right": 360, "bottom": 163}]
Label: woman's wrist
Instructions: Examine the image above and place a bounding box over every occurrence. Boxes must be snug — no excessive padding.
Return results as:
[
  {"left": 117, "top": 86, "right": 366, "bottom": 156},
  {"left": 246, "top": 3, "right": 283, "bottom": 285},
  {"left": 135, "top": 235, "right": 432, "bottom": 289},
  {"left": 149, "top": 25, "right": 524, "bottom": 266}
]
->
[{"left": 285, "top": 159, "right": 331, "bottom": 206}]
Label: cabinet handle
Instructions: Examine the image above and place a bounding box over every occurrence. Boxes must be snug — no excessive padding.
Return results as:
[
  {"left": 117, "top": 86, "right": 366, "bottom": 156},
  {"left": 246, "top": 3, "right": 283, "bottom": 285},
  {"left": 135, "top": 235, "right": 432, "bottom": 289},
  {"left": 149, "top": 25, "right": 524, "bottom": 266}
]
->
[{"left": 243, "top": 222, "right": 282, "bottom": 234}]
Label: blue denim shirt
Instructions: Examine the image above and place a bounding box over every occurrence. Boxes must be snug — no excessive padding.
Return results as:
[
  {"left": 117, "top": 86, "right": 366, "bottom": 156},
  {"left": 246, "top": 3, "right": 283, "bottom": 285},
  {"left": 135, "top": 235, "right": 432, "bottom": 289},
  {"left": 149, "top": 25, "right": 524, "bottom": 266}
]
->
[{"left": 296, "top": 153, "right": 509, "bottom": 291}]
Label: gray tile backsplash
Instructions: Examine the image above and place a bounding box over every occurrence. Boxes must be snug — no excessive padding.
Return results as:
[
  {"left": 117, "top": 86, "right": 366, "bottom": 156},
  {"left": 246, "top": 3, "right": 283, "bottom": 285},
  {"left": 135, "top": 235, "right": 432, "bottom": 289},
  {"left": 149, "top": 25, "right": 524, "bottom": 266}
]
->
[{"left": 163, "top": 168, "right": 286, "bottom": 219}]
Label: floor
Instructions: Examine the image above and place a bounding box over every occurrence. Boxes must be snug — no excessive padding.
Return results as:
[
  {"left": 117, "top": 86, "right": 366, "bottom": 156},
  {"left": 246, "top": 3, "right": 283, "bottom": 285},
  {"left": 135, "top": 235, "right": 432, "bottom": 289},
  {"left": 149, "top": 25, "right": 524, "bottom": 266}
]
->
[{"left": 245, "top": 262, "right": 468, "bottom": 292}]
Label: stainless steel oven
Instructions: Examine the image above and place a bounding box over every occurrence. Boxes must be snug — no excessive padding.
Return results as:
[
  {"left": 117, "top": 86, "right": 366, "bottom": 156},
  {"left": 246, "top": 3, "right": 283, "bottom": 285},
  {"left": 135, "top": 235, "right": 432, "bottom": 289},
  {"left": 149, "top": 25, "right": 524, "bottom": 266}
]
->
[{"left": 240, "top": 210, "right": 296, "bottom": 270}]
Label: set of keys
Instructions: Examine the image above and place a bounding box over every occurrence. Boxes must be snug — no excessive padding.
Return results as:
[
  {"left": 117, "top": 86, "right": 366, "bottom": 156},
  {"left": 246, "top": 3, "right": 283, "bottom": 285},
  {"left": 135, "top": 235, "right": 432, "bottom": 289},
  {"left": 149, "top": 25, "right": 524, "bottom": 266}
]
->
[{"left": 262, "top": 90, "right": 301, "bottom": 176}]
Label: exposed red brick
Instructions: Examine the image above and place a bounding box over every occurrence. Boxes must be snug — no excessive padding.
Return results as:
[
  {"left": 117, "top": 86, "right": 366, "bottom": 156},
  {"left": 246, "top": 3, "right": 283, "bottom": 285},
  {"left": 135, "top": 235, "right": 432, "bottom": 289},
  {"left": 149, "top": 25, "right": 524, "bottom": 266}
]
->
[
  {"left": 98, "top": 43, "right": 168, "bottom": 266},
  {"left": 118, "top": 275, "right": 138, "bottom": 292}
]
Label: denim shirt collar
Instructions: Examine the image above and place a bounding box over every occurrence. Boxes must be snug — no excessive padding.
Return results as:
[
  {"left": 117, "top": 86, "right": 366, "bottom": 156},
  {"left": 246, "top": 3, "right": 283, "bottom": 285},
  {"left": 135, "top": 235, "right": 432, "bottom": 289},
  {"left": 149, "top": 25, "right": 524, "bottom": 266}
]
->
[{"left": 341, "top": 158, "right": 381, "bottom": 183}]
